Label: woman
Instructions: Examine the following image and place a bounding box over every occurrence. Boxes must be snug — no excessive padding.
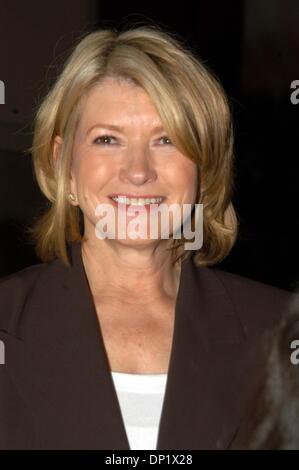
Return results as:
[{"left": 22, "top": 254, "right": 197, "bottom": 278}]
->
[{"left": 0, "top": 24, "right": 291, "bottom": 450}]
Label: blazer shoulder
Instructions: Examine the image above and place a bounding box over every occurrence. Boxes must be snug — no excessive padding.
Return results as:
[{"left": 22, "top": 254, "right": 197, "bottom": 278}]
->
[
  {"left": 208, "top": 267, "right": 293, "bottom": 335},
  {"left": 0, "top": 262, "right": 48, "bottom": 334},
  {"left": 210, "top": 267, "right": 291, "bottom": 299}
]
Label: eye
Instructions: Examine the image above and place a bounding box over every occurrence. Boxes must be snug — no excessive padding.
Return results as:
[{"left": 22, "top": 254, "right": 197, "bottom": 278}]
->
[
  {"left": 93, "top": 135, "right": 118, "bottom": 145},
  {"left": 159, "top": 136, "right": 172, "bottom": 145}
]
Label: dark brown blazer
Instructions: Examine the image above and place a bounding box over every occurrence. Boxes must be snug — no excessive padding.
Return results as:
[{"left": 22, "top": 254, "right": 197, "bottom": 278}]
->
[{"left": 0, "top": 241, "right": 292, "bottom": 449}]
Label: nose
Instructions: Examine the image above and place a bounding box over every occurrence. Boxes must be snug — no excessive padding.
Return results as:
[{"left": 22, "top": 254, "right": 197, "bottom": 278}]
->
[{"left": 119, "top": 145, "right": 157, "bottom": 186}]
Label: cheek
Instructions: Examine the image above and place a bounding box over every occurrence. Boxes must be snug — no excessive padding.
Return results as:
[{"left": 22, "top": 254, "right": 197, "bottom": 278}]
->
[
  {"left": 72, "top": 153, "right": 116, "bottom": 194},
  {"left": 184, "top": 159, "right": 198, "bottom": 194},
  {"left": 168, "top": 159, "right": 198, "bottom": 198}
]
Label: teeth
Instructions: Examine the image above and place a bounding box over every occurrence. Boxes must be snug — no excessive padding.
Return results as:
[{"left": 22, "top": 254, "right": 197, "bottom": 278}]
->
[{"left": 111, "top": 196, "right": 163, "bottom": 205}]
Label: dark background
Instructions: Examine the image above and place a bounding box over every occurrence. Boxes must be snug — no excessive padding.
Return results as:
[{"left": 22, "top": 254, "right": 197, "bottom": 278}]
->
[{"left": 0, "top": 0, "right": 298, "bottom": 290}]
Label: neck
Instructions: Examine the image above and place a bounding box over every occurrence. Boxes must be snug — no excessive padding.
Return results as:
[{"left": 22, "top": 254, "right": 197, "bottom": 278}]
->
[{"left": 80, "top": 238, "right": 182, "bottom": 305}]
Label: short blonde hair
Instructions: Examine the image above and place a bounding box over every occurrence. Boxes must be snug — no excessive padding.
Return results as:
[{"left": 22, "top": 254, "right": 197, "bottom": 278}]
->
[{"left": 28, "top": 24, "right": 238, "bottom": 268}]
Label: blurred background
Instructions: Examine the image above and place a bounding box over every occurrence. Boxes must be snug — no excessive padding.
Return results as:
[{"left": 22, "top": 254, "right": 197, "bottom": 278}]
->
[{"left": 0, "top": 0, "right": 298, "bottom": 290}]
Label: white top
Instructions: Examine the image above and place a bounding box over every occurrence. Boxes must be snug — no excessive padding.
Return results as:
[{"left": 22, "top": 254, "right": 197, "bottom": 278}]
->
[{"left": 111, "top": 371, "right": 168, "bottom": 450}]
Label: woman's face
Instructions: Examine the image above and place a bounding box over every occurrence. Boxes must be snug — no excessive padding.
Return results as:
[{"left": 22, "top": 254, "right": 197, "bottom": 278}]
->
[{"left": 64, "top": 77, "right": 198, "bottom": 246}]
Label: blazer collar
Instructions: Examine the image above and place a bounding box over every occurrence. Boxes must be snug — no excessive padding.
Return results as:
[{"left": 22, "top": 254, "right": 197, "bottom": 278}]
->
[{"left": 60, "top": 241, "right": 248, "bottom": 449}]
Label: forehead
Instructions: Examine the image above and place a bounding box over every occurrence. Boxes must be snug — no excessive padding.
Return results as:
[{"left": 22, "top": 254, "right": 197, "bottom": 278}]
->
[{"left": 78, "top": 77, "right": 162, "bottom": 128}]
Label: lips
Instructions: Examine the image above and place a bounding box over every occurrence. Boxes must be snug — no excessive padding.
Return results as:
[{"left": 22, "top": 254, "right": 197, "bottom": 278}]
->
[
  {"left": 108, "top": 194, "right": 165, "bottom": 213},
  {"left": 108, "top": 193, "right": 165, "bottom": 200},
  {"left": 108, "top": 193, "right": 164, "bottom": 198}
]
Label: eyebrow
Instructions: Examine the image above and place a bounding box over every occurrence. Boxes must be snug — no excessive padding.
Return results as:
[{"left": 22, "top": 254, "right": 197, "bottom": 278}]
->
[{"left": 86, "top": 123, "right": 166, "bottom": 136}]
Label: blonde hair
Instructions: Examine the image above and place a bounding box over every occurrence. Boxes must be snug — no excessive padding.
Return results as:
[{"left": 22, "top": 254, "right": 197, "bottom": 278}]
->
[{"left": 28, "top": 24, "right": 238, "bottom": 268}]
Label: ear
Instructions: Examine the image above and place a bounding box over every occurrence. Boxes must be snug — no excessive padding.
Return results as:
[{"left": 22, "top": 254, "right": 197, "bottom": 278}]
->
[
  {"left": 53, "top": 135, "right": 63, "bottom": 168},
  {"left": 53, "top": 135, "right": 78, "bottom": 206}
]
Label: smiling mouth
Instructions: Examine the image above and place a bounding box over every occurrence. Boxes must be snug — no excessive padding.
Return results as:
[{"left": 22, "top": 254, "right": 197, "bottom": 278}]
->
[
  {"left": 108, "top": 195, "right": 165, "bottom": 206},
  {"left": 108, "top": 195, "right": 165, "bottom": 214}
]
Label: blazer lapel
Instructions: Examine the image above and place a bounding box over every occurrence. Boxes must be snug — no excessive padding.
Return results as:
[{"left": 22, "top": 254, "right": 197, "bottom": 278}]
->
[
  {"left": 58, "top": 240, "right": 132, "bottom": 449},
  {"left": 156, "top": 257, "right": 250, "bottom": 449}
]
